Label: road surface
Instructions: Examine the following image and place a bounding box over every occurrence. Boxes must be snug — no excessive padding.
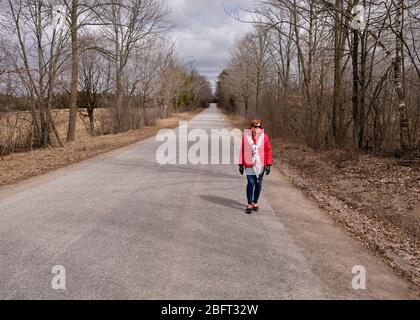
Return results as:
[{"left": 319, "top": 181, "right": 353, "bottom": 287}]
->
[{"left": 0, "top": 104, "right": 415, "bottom": 299}]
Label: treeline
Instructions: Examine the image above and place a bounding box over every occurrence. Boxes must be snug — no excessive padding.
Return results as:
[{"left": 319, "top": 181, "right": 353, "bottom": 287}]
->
[
  {"left": 217, "top": 0, "right": 420, "bottom": 156},
  {"left": 0, "top": 0, "right": 212, "bottom": 153}
]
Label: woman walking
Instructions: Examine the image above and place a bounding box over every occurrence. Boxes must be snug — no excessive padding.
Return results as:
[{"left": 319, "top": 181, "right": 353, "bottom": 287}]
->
[{"left": 238, "top": 120, "right": 273, "bottom": 214}]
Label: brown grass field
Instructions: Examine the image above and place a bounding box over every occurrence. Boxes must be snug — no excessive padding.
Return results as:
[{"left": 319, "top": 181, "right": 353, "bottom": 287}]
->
[{"left": 0, "top": 108, "right": 204, "bottom": 186}]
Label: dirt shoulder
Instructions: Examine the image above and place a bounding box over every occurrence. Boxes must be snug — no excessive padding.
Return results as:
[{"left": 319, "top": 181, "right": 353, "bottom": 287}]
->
[
  {"left": 0, "top": 108, "right": 204, "bottom": 187},
  {"left": 222, "top": 110, "right": 419, "bottom": 292}
]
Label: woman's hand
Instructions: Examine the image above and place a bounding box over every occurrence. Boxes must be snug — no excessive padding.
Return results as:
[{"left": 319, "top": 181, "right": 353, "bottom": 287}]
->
[
  {"left": 239, "top": 165, "right": 244, "bottom": 175},
  {"left": 265, "top": 165, "right": 271, "bottom": 175}
]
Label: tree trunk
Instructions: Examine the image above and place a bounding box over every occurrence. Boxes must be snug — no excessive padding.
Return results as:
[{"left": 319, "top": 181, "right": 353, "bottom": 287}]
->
[
  {"left": 67, "top": 0, "right": 79, "bottom": 142},
  {"left": 332, "top": 0, "right": 344, "bottom": 146},
  {"left": 255, "top": 70, "right": 260, "bottom": 118},
  {"left": 115, "top": 68, "right": 123, "bottom": 131},
  {"left": 394, "top": 0, "right": 411, "bottom": 152},
  {"left": 359, "top": 28, "right": 367, "bottom": 149},
  {"left": 351, "top": 1, "right": 361, "bottom": 150},
  {"left": 88, "top": 108, "right": 95, "bottom": 136}
]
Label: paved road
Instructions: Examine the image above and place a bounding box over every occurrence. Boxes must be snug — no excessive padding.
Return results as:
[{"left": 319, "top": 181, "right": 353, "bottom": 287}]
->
[{"left": 0, "top": 104, "right": 415, "bottom": 299}]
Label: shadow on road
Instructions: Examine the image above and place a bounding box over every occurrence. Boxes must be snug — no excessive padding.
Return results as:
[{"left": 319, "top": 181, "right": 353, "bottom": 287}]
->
[{"left": 200, "top": 195, "right": 245, "bottom": 211}]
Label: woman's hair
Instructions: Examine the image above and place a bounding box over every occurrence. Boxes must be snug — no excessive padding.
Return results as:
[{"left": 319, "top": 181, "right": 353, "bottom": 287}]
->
[{"left": 250, "top": 119, "right": 263, "bottom": 128}]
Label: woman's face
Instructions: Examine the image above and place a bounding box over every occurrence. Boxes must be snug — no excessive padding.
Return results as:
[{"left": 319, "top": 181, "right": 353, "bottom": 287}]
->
[{"left": 252, "top": 124, "right": 262, "bottom": 135}]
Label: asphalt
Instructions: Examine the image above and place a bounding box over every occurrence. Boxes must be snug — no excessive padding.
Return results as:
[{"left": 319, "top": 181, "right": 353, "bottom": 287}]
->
[{"left": 0, "top": 104, "right": 416, "bottom": 299}]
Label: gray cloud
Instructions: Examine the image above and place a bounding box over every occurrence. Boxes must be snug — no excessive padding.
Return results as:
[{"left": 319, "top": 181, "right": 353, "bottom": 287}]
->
[{"left": 168, "top": 0, "right": 255, "bottom": 89}]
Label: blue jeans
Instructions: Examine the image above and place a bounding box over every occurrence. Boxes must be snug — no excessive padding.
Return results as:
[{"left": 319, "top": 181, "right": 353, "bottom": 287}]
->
[{"left": 246, "top": 169, "right": 265, "bottom": 205}]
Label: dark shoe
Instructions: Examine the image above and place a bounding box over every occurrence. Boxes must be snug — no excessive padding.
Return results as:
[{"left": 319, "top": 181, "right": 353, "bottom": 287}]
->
[
  {"left": 252, "top": 204, "right": 259, "bottom": 211},
  {"left": 245, "top": 204, "right": 253, "bottom": 214}
]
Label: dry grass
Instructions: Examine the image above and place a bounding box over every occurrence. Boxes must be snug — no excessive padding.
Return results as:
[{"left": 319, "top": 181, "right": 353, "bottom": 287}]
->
[
  {"left": 0, "top": 108, "right": 204, "bottom": 186},
  {"left": 222, "top": 110, "right": 420, "bottom": 290},
  {"left": 53, "top": 108, "right": 113, "bottom": 138},
  {"left": 0, "top": 108, "right": 112, "bottom": 153}
]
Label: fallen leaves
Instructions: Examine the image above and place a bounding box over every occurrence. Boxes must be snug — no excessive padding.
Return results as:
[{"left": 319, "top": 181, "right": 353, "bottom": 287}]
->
[{"left": 271, "top": 138, "right": 420, "bottom": 291}]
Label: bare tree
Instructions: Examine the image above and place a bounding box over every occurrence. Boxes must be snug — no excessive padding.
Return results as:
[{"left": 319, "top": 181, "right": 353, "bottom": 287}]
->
[
  {"left": 220, "top": 0, "right": 420, "bottom": 154},
  {"left": 393, "top": 0, "right": 411, "bottom": 152},
  {"left": 1, "top": 0, "right": 71, "bottom": 147},
  {"left": 78, "top": 48, "right": 109, "bottom": 135},
  {"left": 99, "top": 0, "right": 169, "bottom": 132}
]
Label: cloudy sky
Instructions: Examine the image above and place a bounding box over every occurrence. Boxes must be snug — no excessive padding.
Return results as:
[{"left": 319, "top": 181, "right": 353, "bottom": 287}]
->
[{"left": 168, "top": 0, "right": 256, "bottom": 89}]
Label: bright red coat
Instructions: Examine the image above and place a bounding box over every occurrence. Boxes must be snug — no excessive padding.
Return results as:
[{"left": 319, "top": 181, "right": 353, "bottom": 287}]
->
[{"left": 238, "top": 132, "right": 273, "bottom": 168}]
